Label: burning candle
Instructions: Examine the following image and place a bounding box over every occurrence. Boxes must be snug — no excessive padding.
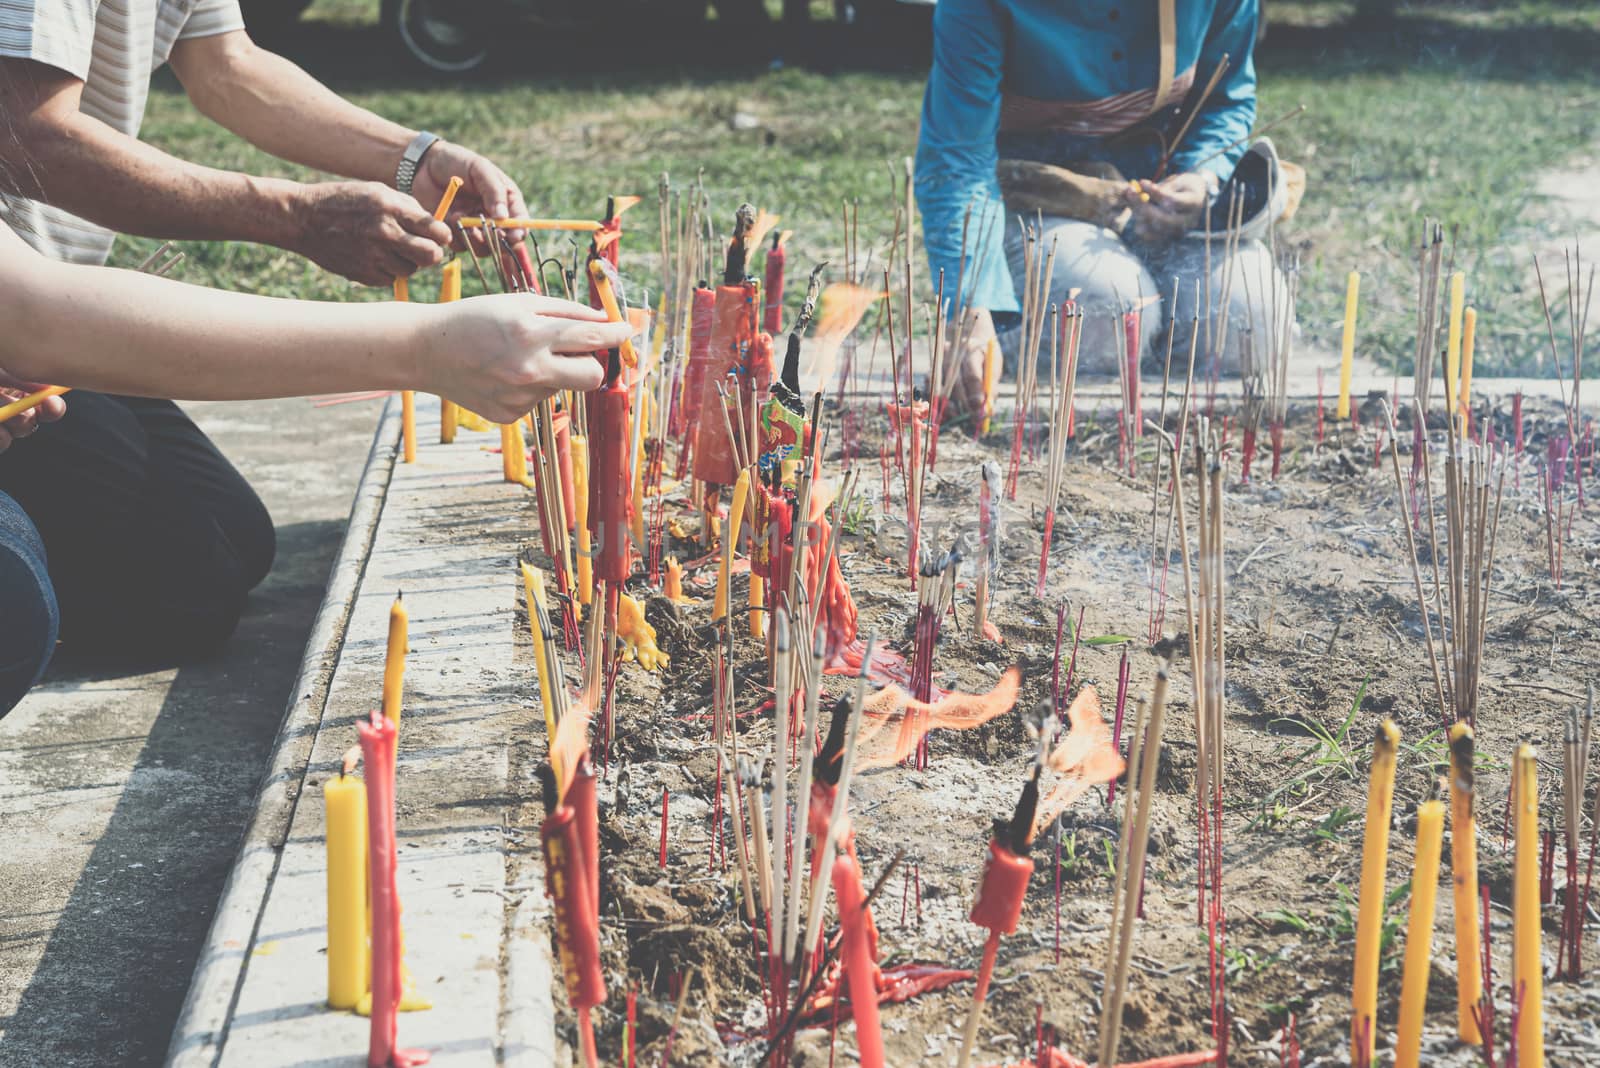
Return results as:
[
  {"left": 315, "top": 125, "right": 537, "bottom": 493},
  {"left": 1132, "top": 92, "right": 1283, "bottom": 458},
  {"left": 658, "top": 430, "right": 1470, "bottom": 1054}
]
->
[
  {"left": 381, "top": 593, "right": 407, "bottom": 728},
  {"left": 1395, "top": 798, "right": 1444, "bottom": 1068},
  {"left": 1337, "top": 271, "right": 1360, "bottom": 421},
  {"left": 1351, "top": 719, "right": 1399, "bottom": 1066},
  {"left": 323, "top": 763, "right": 369, "bottom": 1010},
  {"left": 1449, "top": 723, "right": 1482, "bottom": 1043},
  {"left": 357, "top": 710, "right": 428, "bottom": 1067},
  {"left": 1512, "top": 742, "right": 1544, "bottom": 1067}
]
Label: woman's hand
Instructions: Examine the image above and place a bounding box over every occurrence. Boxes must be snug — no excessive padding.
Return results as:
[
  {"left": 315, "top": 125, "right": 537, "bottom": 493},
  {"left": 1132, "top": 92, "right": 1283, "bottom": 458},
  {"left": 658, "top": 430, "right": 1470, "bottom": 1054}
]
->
[
  {"left": 0, "top": 371, "right": 67, "bottom": 454},
  {"left": 1127, "top": 172, "right": 1210, "bottom": 244},
  {"left": 947, "top": 306, "right": 997, "bottom": 416},
  {"left": 420, "top": 294, "right": 635, "bottom": 423}
]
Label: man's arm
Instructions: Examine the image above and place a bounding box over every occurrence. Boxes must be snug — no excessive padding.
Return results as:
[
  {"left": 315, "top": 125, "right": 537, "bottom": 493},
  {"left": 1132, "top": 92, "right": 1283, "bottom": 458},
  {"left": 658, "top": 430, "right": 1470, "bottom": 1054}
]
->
[
  {"left": 0, "top": 57, "right": 451, "bottom": 285},
  {"left": 169, "top": 30, "right": 528, "bottom": 241}
]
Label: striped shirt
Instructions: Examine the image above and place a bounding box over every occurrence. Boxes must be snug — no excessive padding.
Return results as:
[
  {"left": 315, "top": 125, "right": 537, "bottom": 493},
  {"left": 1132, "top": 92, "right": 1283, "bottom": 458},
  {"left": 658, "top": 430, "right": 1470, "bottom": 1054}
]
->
[{"left": 0, "top": 0, "right": 245, "bottom": 265}]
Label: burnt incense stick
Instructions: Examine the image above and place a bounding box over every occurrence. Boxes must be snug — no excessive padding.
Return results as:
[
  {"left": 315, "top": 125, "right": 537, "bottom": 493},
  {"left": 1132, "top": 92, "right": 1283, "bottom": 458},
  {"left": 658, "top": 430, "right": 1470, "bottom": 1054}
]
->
[{"left": 1098, "top": 663, "right": 1171, "bottom": 1068}]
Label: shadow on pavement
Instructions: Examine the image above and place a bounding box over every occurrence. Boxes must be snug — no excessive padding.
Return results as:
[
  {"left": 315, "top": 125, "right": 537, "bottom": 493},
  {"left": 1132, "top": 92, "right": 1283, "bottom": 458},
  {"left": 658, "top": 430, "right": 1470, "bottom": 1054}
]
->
[{"left": 0, "top": 517, "right": 344, "bottom": 1067}]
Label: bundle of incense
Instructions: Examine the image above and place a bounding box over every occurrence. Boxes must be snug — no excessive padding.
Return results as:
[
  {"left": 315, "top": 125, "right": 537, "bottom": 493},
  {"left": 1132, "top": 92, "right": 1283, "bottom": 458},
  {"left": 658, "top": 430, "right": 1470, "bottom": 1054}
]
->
[
  {"left": 783, "top": 626, "right": 828, "bottom": 968},
  {"left": 1350, "top": 720, "right": 1400, "bottom": 1068},
  {"left": 1113, "top": 295, "right": 1143, "bottom": 470},
  {"left": 1005, "top": 222, "right": 1059, "bottom": 499},
  {"left": 975, "top": 461, "right": 1001, "bottom": 637},
  {"left": 1146, "top": 312, "right": 1202, "bottom": 647},
  {"left": 1557, "top": 697, "right": 1593, "bottom": 978},
  {"left": 907, "top": 548, "right": 962, "bottom": 768},
  {"left": 956, "top": 752, "right": 1045, "bottom": 1068},
  {"left": 1199, "top": 183, "right": 1247, "bottom": 414},
  {"left": 1038, "top": 308, "right": 1083, "bottom": 597},
  {"left": 1246, "top": 242, "right": 1297, "bottom": 481},
  {"left": 800, "top": 634, "right": 875, "bottom": 978},
  {"left": 1379, "top": 398, "right": 1504, "bottom": 727},
  {"left": 1167, "top": 418, "right": 1230, "bottom": 1057},
  {"left": 1096, "top": 664, "right": 1171, "bottom": 1068},
  {"left": 1533, "top": 248, "right": 1592, "bottom": 475}
]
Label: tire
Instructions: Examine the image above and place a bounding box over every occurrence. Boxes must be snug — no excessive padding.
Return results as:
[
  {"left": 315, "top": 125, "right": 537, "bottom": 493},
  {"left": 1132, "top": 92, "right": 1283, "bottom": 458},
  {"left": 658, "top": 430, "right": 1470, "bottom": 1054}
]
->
[
  {"left": 381, "top": 0, "right": 492, "bottom": 75},
  {"left": 239, "top": 0, "right": 315, "bottom": 37}
]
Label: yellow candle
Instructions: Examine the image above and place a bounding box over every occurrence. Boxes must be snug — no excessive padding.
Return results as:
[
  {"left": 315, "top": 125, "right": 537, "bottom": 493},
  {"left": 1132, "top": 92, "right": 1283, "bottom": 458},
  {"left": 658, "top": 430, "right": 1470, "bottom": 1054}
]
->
[
  {"left": 748, "top": 567, "right": 766, "bottom": 639},
  {"left": 0, "top": 385, "right": 70, "bottom": 424},
  {"left": 1352, "top": 718, "right": 1400, "bottom": 1065},
  {"left": 510, "top": 419, "right": 530, "bottom": 484},
  {"left": 1448, "top": 722, "right": 1482, "bottom": 1043},
  {"left": 520, "top": 563, "right": 559, "bottom": 752},
  {"left": 401, "top": 391, "right": 417, "bottom": 464},
  {"left": 393, "top": 274, "right": 416, "bottom": 464},
  {"left": 1337, "top": 271, "right": 1360, "bottom": 421},
  {"left": 571, "top": 435, "right": 594, "bottom": 608},
  {"left": 1459, "top": 307, "right": 1477, "bottom": 437},
  {"left": 981, "top": 337, "right": 1000, "bottom": 436},
  {"left": 1395, "top": 798, "right": 1445, "bottom": 1068},
  {"left": 1444, "top": 272, "right": 1464, "bottom": 418},
  {"left": 381, "top": 593, "right": 407, "bottom": 727},
  {"left": 323, "top": 769, "right": 368, "bottom": 1009},
  {"left": 1512, "top": 743, "right": 1544, "bottom": 1068},
  {"left": 438, "top": 261, "right": 462, "bottom": 445},
  {"left": 500, "top": 424, "right": 518, "bottom": 483},
  {"left": 713, "top": 470, "right": 751, "bottom": 623}
]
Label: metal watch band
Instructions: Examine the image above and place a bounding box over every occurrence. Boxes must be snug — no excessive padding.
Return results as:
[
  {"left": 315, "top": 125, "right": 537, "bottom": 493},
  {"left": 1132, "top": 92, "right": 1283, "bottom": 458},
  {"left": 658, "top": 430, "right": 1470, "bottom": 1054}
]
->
[{"left": 395, "top": 131, "right": 440, "bottom": 196}]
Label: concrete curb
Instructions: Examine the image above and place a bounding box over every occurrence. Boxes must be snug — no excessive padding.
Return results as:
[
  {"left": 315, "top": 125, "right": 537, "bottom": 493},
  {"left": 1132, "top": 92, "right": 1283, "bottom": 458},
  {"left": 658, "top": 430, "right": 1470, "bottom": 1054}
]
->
[{"left": 165, "top": 397, "right": 402, "bottom": 1067}]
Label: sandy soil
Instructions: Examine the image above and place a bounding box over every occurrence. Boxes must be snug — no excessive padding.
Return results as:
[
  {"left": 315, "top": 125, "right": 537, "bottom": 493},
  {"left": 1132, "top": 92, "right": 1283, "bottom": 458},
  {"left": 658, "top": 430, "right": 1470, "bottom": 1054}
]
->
[{"left": 528, "top": 387, "right": 1600, "bottom": 1067}]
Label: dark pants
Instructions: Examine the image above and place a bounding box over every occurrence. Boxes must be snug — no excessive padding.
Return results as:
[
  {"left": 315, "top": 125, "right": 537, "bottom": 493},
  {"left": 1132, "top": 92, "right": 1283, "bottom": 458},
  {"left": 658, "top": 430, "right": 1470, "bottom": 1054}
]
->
[
  {"left": 0, "top": 393, "right": 275, "bottom": 715},
  {"left": 0, "top": 489, "right": 55, "bottom": 714}
]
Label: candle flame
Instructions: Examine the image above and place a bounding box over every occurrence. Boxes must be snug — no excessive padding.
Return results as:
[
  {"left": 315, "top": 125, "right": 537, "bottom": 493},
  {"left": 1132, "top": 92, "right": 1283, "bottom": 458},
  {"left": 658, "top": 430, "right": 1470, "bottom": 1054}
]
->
[
  {"left": 802, "top": 283, "right": 886, "bottom": 389},
  {"left": 342, "top": 745, "right": 361, "bottom": 777},
  {"left": 853, "top": 667, "right": 1022, "bottom": 771},
  {"left": 1033, "top": 685, "right": 1125, "bottom": 834}
]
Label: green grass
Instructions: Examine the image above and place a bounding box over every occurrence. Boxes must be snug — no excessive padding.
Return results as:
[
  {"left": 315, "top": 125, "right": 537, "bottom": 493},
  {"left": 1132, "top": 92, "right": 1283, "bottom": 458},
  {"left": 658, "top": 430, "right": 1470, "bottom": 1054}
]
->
[{"left": 130, "top": 0, "right": 1600, "bottom": 375}]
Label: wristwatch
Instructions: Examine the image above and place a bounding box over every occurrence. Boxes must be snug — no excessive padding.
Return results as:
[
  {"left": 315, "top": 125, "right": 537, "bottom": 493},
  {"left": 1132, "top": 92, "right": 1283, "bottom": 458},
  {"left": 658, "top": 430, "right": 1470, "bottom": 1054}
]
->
[{"left": 395, "top": 131, "right": 441, "bottom": 197}]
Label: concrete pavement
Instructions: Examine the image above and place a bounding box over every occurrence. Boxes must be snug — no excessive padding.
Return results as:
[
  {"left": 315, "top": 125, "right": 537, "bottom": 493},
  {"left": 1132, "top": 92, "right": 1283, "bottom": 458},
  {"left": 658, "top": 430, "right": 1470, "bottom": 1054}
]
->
[{"left": 0, "top": 396, "right": 380, "bottom": 1067}]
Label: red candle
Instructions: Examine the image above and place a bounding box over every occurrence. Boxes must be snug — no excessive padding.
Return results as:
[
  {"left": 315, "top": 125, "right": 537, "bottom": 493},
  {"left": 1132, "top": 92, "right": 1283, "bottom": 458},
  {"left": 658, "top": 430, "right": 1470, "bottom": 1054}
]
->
[{"left": 357, "top": 711, "right": 430, "bottom": 1067}]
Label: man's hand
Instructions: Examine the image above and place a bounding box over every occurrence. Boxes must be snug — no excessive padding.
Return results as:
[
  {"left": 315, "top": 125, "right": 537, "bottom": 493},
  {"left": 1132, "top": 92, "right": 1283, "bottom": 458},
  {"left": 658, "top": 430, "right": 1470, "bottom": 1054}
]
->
[
  {"left": 292, "top": 181, "right": 453, "bottom": 287},
  {"left": 947, "top": 306, "right": 997, "bottom": 416},
  {"left": 1127, "top": 172, "right": 1210, "bottom": 245},
  {"left": 413, "top": 141, "right": 529, "bottom": 252},
  {"left": 0, "top": 372, "right": 67, "bottom": 454}
]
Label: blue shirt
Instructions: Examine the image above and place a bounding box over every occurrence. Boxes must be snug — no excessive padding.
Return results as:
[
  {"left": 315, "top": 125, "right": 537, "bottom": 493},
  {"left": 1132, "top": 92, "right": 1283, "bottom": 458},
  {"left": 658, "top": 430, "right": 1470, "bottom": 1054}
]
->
[{"left": 915, "top": 0, "right": 1259, "bottom": 313}]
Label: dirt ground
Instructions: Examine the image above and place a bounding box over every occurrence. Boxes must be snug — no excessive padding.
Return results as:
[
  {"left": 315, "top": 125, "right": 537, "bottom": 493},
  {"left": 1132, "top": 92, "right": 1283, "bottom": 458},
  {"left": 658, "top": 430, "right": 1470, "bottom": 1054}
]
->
[{"left": 529, "top": 385, "right": 1600, "bottom": 1067}]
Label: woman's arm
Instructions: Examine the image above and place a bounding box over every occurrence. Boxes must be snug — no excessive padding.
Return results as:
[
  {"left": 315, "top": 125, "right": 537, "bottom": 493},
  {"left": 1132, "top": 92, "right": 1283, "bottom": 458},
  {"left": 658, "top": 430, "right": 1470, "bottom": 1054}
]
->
[
  {"left": 0, "top": 222, "right": 630, "bottom": 439},
  {"left": 913, "top": 0, "right": 1018, "bottom": 317},
  {"left": 1168, "top": 0, "right": 1259, "bottom": 181}
]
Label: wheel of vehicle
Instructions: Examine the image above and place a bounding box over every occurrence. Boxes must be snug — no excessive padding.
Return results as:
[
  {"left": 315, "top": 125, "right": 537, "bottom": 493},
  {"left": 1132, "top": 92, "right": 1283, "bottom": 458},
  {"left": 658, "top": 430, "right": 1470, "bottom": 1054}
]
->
[
  {"left": 239, "top": 0, "right": 316, "bottom": 37},
  {"left": 381, "top": 0, "right": 491, "bottom": 75}
]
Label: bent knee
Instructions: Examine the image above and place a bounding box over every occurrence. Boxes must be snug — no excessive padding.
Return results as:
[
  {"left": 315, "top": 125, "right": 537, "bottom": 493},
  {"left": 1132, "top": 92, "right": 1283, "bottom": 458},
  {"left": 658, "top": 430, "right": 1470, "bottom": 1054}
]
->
[{"left": 0, "top": 546, "right": 58, "bottom": 716}]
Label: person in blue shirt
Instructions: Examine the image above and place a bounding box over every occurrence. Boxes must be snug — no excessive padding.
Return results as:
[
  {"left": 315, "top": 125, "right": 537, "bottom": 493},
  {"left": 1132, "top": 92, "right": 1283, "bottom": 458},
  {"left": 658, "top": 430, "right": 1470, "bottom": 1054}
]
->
[{"left": 915, "top": 0, "right": 1288, "bottom": 409}]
